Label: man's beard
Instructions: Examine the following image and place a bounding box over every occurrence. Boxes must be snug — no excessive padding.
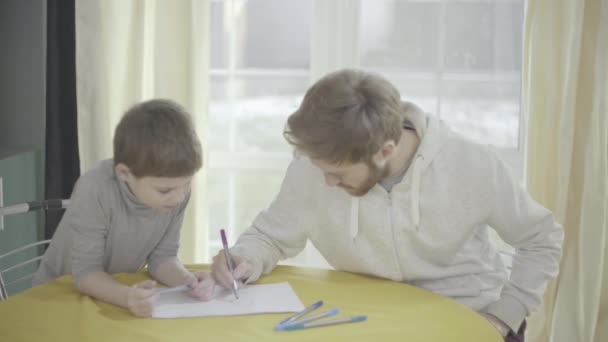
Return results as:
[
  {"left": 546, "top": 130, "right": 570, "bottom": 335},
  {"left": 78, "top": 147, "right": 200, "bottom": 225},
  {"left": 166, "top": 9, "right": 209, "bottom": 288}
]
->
[{"left": 346, "top": 161, "right": 389, "bottom": 197}]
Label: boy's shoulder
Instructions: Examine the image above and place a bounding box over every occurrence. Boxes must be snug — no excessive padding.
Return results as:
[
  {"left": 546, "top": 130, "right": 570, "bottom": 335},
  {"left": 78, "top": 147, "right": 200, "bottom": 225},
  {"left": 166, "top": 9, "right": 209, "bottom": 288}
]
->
[{"left": 72, "top": 159, "right": 119, "bottom": 200}]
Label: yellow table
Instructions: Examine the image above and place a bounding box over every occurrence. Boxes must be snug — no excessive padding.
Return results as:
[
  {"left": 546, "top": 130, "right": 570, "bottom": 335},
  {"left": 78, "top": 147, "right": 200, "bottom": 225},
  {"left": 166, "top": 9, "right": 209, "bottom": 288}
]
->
[{"left": 0, "top": 265, "right": 502, "bottom": 342}]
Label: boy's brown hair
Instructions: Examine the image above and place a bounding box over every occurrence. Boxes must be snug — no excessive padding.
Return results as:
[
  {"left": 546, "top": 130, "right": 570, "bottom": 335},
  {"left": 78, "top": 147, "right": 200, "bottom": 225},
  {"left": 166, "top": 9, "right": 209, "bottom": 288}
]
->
[
  {"left": 284, "top": 69, "right": 403, "bottom": 164},
  {"left": 113, "top": 99, "right": 202, "bottom": 178}
]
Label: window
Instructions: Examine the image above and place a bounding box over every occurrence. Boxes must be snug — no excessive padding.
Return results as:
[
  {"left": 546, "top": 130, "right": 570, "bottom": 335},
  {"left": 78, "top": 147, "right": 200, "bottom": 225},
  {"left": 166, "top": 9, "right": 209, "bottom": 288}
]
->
[{"left": 207, "top": 0, "right": 524, "bottom": 266}]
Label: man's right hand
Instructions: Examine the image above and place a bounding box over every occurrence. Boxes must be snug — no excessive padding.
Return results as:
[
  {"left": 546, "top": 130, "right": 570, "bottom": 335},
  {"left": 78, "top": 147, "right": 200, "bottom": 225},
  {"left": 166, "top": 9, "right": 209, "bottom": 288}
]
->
[
  {"left": 126, "top": 280, "right": 158, "bottom": 317},
  {"left": 211, "top": 251, "right": 253, "bottom": 290}
]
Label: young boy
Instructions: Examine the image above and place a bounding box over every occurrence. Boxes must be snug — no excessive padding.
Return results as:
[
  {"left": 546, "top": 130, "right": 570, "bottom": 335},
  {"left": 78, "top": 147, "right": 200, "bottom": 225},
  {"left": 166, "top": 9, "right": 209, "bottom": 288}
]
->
[
  {"left": 33, "top": 99, "right": 214, "bottom": 317},
  {"left": 211, "top": 69, "right": 563, "bottom": 341}
]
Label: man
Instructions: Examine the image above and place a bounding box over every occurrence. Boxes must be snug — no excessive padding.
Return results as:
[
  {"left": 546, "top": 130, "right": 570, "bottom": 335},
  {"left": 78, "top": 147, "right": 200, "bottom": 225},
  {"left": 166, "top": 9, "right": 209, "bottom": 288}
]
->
[{"left": 211, "top": 69, "right": 563, "bottom": 341}]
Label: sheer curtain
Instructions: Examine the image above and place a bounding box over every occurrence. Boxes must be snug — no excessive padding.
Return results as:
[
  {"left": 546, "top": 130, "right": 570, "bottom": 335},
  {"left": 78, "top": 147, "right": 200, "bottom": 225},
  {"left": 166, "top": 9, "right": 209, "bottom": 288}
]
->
[
  {"left": 75, "top": 0, "right": 210, "bottom": 263},
  {"left": 523, "top": 0, "right": 608, "bottom": 341}
]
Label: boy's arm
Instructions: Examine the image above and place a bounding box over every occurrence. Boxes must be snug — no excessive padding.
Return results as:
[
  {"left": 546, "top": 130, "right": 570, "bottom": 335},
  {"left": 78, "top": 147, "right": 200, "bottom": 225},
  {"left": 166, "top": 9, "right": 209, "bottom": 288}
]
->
[
  {"left": 229, "top": 157, "right": 313, "bottom": 283},
  {"left": 150, "top": 258, "right": 195, "bottom": 287},
  {"left": 77, "top": 271, "right": 132, "bottom": 307},
  {"left": 77, "top": 271, "right": 159, "bottom": 317},
  {"left": 483, "top": 149, "right": 564, "bottom": 332},
  {"left": 146, "top": 193, "right": 194, "bottom": 285}
]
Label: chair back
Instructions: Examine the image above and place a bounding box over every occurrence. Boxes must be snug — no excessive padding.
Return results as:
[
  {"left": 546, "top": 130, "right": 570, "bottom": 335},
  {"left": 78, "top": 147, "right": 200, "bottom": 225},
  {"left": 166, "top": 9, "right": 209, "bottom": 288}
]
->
[{"left": 0, "top": 199, "right": 69, "bottom": 300}]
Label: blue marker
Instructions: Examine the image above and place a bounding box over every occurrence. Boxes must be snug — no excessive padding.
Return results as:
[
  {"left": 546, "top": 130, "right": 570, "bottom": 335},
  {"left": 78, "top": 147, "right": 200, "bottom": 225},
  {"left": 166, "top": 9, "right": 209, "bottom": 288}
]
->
[
  {"left": 276, "top": 300, "right": 323, "bottom": 329},
  {"left": 276, "top": 308, "right": 340, "bottom": 330},
  {"left": 284, "top": 315, "right": 368, "bottom": 331}
]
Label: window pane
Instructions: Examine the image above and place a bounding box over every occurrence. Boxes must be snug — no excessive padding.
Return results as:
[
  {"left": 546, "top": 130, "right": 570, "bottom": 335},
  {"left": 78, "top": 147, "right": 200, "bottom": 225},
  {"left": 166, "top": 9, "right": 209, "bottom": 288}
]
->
[
  {"left": 234, "top": 170, "right": 285, "bottom": 234},
  {"left": 359, "top": 0, "right": 524, "bottom": 150},
  {"left": 243, "top": 0, "right": 311, "bottom": 68},
  {"left": 375, "top": 72, "right": 439, "bottom": 115},
  {"left": 441, "top": 79, "right": 520, "bottom": 148},
  {"left": 444, "top": 1, "right": 523, "bottom": 71},
  {"left": 444, "top": 2, "right": 495, "bottom": 71},
  {"left": 209, "top": 1, "right": 226, "bottom": 69},
  {"left": 360, "top": 1, "right": 439, "bottom": 70},
  {"left": 207, "top": 169, "right": 286, "bottom": 243},
  {"left": 210, "top": 0, "right": 312, "bottom": 69},
  {"left": 208, "top": 73, "right": 307, "bottom": 154}
]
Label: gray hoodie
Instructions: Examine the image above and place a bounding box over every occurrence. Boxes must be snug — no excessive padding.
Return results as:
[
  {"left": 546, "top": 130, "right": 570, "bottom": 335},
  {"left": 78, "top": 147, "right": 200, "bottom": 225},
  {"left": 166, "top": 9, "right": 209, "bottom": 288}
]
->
[{"left": 231, "top": 107, "right": 564, "bottom": 332}]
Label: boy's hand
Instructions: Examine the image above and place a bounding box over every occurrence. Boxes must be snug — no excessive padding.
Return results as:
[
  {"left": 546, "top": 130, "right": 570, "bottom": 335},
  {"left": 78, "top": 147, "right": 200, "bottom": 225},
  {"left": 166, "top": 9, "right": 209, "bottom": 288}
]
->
[
  {"left": 211, "top": 252, "right": 253, "bottom": 290},
  {"left": 187, "top": 271, "right": 215, "bottom": 300},
  {"left": 127, "top": 280, "right": 159, "bottom": 317}
]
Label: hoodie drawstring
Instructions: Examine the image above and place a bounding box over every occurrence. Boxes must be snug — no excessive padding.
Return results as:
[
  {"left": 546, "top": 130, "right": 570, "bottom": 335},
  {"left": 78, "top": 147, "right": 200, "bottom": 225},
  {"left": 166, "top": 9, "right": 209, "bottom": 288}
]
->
[
  {"left": 410, "top": 155, "right": 424, "bottom": 230},
  {"left": 350, "top": 197, "right": 360, "bottom": 240}
]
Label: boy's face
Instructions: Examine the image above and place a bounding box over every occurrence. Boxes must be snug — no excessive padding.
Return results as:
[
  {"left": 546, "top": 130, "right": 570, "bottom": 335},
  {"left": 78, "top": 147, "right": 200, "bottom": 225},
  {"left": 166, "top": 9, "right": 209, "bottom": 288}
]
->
[
  {"left": 311, "top": 158, "right": 388, "bottom": 197},
  {"left": 115, "top": 164, "right": 192, "bottom": 211}
]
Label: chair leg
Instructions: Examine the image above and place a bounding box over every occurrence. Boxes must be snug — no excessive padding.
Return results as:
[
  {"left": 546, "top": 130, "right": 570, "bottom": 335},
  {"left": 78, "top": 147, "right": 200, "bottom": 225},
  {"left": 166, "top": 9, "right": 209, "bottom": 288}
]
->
[{"left": 0, "top": 272, "right": 7, "bottom": 300}]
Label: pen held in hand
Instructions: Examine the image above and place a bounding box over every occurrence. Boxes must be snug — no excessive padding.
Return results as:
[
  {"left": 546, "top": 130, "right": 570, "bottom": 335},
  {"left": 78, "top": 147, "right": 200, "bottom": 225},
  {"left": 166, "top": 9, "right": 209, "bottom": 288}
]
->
[
  {"left": 220, "top": 228, "right": 239, "bottom": 300},
  {"left": 283, "top": 315, "right": 368, "bottom": 331}
]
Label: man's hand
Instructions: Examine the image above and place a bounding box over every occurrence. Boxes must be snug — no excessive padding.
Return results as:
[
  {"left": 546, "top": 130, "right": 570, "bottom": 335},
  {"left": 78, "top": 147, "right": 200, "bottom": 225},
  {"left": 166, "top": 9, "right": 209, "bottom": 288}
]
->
[
  {"left": 126, "top": 280, "right": 158, "bottom": 317},
  {"left": 187, "top": 271, "right": 215, "bottom": 300},
  {"left": 482, "top": 313, "right": 510, "bottom": 337},
  {"left": 211, "top": 251, "right": 253, "bottom": 290}
]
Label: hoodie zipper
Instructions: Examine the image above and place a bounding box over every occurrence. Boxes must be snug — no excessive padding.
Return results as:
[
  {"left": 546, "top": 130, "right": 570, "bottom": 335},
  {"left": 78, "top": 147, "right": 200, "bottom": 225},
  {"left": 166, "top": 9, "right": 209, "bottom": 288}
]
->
[{"left": 386, "top": 196, "right": 405, "bottom": 281}]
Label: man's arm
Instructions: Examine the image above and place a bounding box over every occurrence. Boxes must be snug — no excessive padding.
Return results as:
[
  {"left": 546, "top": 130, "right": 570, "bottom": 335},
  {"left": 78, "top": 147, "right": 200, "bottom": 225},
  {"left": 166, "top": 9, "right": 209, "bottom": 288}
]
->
[
  {"left": 223, "top": 157, "right": 314, "bottom": 283},
  {"left": 482, "top": 149, "right": 564, "bottom": 332}
]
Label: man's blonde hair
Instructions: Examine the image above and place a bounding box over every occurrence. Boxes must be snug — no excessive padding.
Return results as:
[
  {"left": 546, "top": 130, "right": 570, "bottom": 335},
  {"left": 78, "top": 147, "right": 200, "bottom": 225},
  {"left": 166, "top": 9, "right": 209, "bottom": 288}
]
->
[{"left": 284, "top": 69, "right": 403, "bottom": 164}]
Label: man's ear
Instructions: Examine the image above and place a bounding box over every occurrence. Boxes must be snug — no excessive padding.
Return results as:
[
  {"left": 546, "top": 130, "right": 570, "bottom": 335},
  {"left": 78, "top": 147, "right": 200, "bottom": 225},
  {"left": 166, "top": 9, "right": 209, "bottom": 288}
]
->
[
  {"left": 114, "top": 163, "right": 132, "bottom": 181},
  {"left": 373, "top": 140, "right": 396, "bottom": 167}
]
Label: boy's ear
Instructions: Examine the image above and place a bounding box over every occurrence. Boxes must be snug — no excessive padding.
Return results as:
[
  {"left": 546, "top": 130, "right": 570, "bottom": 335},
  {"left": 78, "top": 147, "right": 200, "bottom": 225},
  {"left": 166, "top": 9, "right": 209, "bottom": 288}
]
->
[
  {"left": 373, "top": 140, "right": 396, "bottom": 167},
  {"left": 114, "top": 163, "right": 132, "bottom": 181}
]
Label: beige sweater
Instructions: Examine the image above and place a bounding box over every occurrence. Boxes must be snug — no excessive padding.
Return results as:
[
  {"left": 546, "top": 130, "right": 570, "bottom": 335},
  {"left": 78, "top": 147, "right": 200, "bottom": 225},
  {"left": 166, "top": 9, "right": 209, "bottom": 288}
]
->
[{"left": 231, "top": 109, "right": 564, "bottom": 332}]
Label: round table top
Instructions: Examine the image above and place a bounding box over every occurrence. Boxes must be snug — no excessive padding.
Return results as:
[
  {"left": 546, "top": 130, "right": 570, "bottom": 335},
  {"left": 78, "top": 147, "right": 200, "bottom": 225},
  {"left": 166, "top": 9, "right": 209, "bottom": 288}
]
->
[{"left": 0, "top": 265, "right": 502, "bottom": 342}]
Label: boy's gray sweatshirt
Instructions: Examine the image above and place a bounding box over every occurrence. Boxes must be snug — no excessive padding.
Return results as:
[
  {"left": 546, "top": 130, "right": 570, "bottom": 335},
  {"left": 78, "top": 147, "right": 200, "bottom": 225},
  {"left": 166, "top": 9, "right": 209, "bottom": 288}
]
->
[{"left": 33, "top": 159, "right": 187, "bottom": 286}]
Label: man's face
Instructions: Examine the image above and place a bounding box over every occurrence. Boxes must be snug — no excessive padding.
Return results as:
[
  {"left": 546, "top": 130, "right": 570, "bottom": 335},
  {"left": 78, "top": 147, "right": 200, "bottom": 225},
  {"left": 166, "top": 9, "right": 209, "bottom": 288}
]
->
[
  {"left": 311, "top": 158, "right": 389, "bottom": 196},
  {"left": 117, "top": 164, "right": 192, "bottom": 211}
]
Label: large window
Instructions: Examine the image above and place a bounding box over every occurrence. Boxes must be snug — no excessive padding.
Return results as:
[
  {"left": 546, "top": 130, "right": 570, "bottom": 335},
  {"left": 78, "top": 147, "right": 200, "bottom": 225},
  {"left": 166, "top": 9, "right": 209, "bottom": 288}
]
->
[{"left": 207, "top": 0, "right": 524, "bottom": 266}]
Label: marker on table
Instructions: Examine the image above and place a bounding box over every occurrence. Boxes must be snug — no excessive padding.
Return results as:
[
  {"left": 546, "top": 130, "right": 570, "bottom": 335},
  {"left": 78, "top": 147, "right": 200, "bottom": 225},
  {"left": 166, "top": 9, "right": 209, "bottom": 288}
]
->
[
  {"left": 276, "top": 308, "right": 340, "bottom": 330},
  {"left": 284, "top": 315, "right": 368, "bottom": 331},
  {"left": 276, "top": 300, "right": 323, "bottom": 329},
  {"left": 220, "top": 229, "right": 239, "bottom": 300}
]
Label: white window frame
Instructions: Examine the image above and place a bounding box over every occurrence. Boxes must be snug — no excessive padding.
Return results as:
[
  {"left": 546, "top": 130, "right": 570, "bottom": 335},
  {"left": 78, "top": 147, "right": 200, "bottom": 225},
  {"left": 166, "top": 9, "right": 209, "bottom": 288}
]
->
[{"left": 207, "top": 0, "right": 525, "bottom": 265}]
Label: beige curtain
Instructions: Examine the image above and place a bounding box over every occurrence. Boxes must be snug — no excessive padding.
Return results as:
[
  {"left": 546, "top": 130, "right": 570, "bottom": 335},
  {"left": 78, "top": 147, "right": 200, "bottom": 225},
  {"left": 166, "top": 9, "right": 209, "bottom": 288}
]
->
[
  {"left": 75, "top": 0, "right": 210, "bottom": 263},
  {"left": 524, "top": 0, "right": 608, "bottom": 341}
]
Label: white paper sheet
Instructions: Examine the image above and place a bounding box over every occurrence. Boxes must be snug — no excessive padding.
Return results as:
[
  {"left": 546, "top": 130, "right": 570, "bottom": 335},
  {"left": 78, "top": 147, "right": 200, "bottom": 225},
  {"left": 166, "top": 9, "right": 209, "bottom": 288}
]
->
[{"left": 152, "top": 282, "right": 305, "bottom": 319}]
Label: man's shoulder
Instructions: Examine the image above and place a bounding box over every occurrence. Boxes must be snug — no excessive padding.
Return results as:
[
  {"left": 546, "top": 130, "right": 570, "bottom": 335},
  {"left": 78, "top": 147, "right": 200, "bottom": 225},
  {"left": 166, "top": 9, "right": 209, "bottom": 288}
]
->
[{"left": 438, "top": 131, "right": 499, "bottom": 164}]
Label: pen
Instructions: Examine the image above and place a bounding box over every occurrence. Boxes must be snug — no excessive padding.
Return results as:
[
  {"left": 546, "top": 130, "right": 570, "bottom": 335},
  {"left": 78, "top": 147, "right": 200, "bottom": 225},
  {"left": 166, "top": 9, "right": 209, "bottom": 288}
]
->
[
  {"left": 276, "top": 308, "right": 340, "bottom": 330},
  {"left": 276, "top": 300, "right": 323, "bottom": 328},
  {"left": 283, "top": 315, "right": 368, "bottom": 331},
  {"left": 220, "top": 229, "right": 239, "bottom": 300},
  {"left": 156, "top": 285, "right": 189, "bottom": 295}
]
